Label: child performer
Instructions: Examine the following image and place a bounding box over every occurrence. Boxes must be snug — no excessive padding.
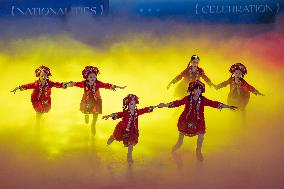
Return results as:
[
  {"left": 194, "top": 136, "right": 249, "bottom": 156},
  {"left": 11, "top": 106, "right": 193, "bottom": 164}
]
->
[
  {"left": 167, "top": 55, "right": 216, "bottom": 97},
  {"left": 102, "top": 94, "right": 160, "bottom": 166},
  {"left": 215, "top": 63, "right": 264, "bottom": 119},
  {"left": 11, "top": 65, "right": 70, "bottom": 128},
  {"left": 160, "top": 80, "right": 237, "bottom": 161},
  {"left": 68, "top": 66, "right": 126, "bottom": 136}
]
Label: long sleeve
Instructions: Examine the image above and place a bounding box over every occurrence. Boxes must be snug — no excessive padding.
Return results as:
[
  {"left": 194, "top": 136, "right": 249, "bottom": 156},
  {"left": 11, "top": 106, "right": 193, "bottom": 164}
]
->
[
  {"left": 168, "top": 96, "right": 188, "bottom": 108},
  {"left": 73, "top": 81, "right": 85, "bottom": 88},
  {"left": 49, "top": 81, "right": 64, "bottom": 88},
  {"left": 21, "top": 81, "right": 37, "bottom": 90},
  {"left": 96, "top": 80, "right": 114, "bottom": 90},
  {"left": 112, "top": 111, "right": 125, "bottom": 120},
  {"left": 203, "top": 97, "right": 222, "bottom": 109},
  {"left": 242, "top": 80, "right": 257, "bottom": 93},
  {"left": 171, "top": 68, "right": 187, "bottom": 84},
  {"left": 137, "top": 107, "right": 153, "bottom": 116},
  {"left": 216, "top": 78, "right": 231, "bottom": 89},
  {"left": 200, "top": 69, "right": 213, "bottom": 86}
]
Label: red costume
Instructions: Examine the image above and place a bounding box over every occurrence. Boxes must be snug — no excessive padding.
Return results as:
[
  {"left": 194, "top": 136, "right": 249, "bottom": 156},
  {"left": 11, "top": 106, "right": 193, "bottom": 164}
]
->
[
  {"left": 169, "top": 95, "right": 222, "bottom": 137},
  {"left": 73, "top": 80, "right": 115, "bottom": 114},
  {"left": 168, "top": 81, "right": 223, "bottom": 137},
  {"left": 217, "top": 77, "right": 258, "bottom": 110},
  {"left": 110, "top": 94, "right": 153, "bottom": 147},
  {"left": 172, "top": 66, "right": 213, "bottom": 96},
  {"left": 19, "top": 66, "right": 64, "bottom": 113},
  {"left": 74, "top": 66, "right": 115, "bottom": 114},
  {"left": 217, "top": 63, "right": 258, "bottom": 110},
  {"left": 111, "top": 107, "right": 153, "bottom": 147},
  {"left": 20, "top": 80, "right": 64, "bottom": 113}
]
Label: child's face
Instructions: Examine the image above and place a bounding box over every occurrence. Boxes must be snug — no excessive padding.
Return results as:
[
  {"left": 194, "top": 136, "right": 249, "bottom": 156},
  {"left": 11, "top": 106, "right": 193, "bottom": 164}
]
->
[
  {"left": 234, "top": 70, "right": 243, "bottom": 78},
  {"left": 128, "top": 99, "right": 136, "bottom": 110},
  {"left": 193, "top": 87, "right": 201, "bottom": 97},
  {"left": 39, "top": 71, "right": 48, "bottom": 81},
  {"left": 87, "top": 73, "right": 97, "bottom": 82},
  {"left": 191, "top": 59, "right": 199, "bottom": 67}
]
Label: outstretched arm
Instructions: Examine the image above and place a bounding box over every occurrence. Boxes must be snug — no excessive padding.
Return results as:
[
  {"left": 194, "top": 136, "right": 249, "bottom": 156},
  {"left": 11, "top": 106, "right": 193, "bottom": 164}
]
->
[
  {"left": 215, "top": 78, "right": 231, "bottom": 90},
  {"left": 220, "top": 103, "right": 238, "bottom": 110},
  {"left": 112, "top": 85, "right": 127, "bottom": 90},
  {"left": 51, "top": 80, "right": 78, "bottom": 89},
  {"left": 254, "top": 90, "right": 264, "bottom": 96},
  {"left": 203, "top": 97, "right": 237, "bottom": 110},
  {"left": 63, "top": 81, "right": 86, "bottom": 88},
  {"left": 49, "top": 81, "right": 65, "bottom": 88},
  {"left": 102, "top": 111, "right": 124, "bottom": 120},
  {"left": 10, "top": 86, "right": 24, "bottom": 94},
  {"left": 158, "top": 96, "right": 188, "bottom": 108},
  {"left": 62, "top": 81, "right": 74, "bottom": 88},
  {"left": 242, "top": 81, "right": 264, "bottom": 96},
  {"left": 70, "top": 81, "right": 85, "bottom": 88},
  {"left": 60, "top": 81, "right": 85, "bottom": 88},
  {"left": 11, "top": 82, "right": 36, "bottom": 94},
  {"left": 102, "top": 114, "right": 114, "bottom": 120},
  {"left": 200, "top": 68, "right": 216, "bottom": 87},
  {"left": 137, "top": 104, "right": 161, "bottom": 116},
  {"left": 97, "top": 80, "right": 127, "bottom": 91},
  {"left": 167, "top": 69, "right": 187, "bottom": 90}
]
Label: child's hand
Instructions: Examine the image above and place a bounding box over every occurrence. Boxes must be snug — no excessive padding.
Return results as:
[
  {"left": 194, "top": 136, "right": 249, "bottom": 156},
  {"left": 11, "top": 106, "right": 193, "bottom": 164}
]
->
[
  {"left": 212, "top": 84, "right": 218, "bottom": 90},
  {"left": 119, "top": 86, "right": 127, "bottom": 89},
  {"left": 102, "top": 115, "right": 110, "bottom": 120},
  {"left": 259, "top": 93, "right": 265, "bottom": 96},
  {"left": 10, "top": 88, "right": 17, "bottom": 94},
  {"left": 229, "top": 106, "right": 238, "bottom": 110},
  {"left": 158, "top": 103, "right": 169, "bottom": 108},
  {"left": 63, "top": 81, "right": 74, "bottom": 88},
  {"left": 10, "top": 87, "right": 21, "bottom": 94},
  {"left": 220, "top": 104, "right": 237, "bottom": 110},
  {"left": 214, "top": 84, "right": 221, "bottom": 90},
  {"left": 158, "top": 103, "right": 165, "bottom": 108},
  {"left": 112, "top": 85, "right": 127, "bottom": 91},
  {"left": 150, "top": 104, "right": 161, "bottom": 109},
  {"left": 148, "top": 106, "right": 155, "bottom": 111},
  {"left": 62, "top": 83, "right": 68, "bottom": 89},
  {"left": 103, "top": 113, "right": 117, "bottom": 120},
  {"left": 166, "top": 82, "right": 172, "bottom": 90},
  {"left": 255, "top": 90, "right": 265, "bottom": 96}
]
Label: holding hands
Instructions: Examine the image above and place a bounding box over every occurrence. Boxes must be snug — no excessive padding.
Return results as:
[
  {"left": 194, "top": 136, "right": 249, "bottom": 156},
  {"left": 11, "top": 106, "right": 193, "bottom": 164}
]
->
[
  {"left": 62, "top": 81, "right": 74, "bottom": 89},
  {"left": 149, "top": 104, "right": 164, "bottom": 111},
  {"left": 157, "top": 103, "right": 171, "bottom": 108}
]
